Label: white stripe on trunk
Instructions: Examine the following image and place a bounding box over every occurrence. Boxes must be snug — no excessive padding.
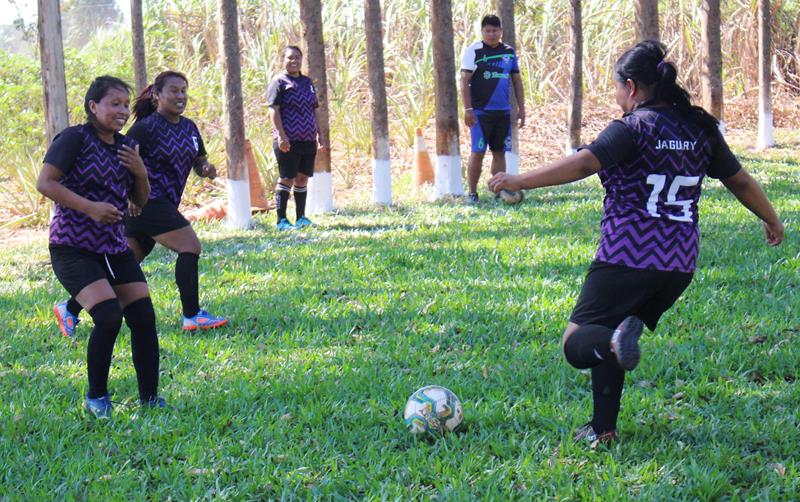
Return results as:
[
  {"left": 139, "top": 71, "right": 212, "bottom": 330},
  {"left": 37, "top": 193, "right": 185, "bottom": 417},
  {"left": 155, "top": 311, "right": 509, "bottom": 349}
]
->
[
  {"left": 757, "top": 111, "right": 774, "bottom": 149},
  {"left": 226, "top": 178, "right": 251, "bottom": 229},
  {"left": 307, "top": 172, "right": 334, "bottom": 214},
  {"left": 434, "top": 155, "right": 463, "bottom": 198},
  {"left": 373, "top": 159, "right": 392, "bottom": 205},
  {"left": 505, "top": 152, "right": 520, "bottom": 175}
]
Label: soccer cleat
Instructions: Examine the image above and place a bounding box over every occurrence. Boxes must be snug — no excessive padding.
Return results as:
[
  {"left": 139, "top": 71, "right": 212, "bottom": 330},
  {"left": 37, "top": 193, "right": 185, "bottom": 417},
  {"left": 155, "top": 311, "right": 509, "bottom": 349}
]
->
[
  {"left": 182, "top": 309, "right": 228, "bottom": 331},
  {"left": 573, "top": 423, "right": 619, "bottom": 447},
  {"left": 53, "top": 301, "right": 80, "bottom": 338},
  {"left": 276, "top": 218, "right": 296, "bottom": 230},
  {"left": 84, "top": 394, "right": 113, "bottom": 419},
  {"left": 295, "top": 216, "right": 313, "bottom": 228},
  {"left": 141, "top": 396, "right": 170, "bottom": 409},
  {"left": 610, "top": 315, "right": 645, "bottom": 371},
  {"left": 467, "top": 192, "right": 480, "bottom": 204}
]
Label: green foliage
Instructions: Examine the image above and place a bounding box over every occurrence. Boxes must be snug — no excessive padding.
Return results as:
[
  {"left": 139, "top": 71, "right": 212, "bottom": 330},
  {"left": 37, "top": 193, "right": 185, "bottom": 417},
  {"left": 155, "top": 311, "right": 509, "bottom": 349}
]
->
[{"left": 0, "top": 148, "right": 798, "bottom": 499}]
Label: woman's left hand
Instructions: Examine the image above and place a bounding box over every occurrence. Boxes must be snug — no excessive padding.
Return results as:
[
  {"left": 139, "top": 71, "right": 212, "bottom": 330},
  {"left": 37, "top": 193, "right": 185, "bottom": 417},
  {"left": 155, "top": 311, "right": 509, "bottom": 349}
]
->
[{"left": 118, "top": 145, "right": 147, "bottom": 178}]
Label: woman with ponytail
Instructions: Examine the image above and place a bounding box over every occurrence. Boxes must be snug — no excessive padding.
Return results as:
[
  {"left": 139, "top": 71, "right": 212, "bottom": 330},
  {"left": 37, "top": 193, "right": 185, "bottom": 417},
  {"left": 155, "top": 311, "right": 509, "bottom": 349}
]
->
[
  {"left": 490, "top": 41, "right": 784, "bottom": 446},
  {"left": 54, "top": 71, "right": 228, "bottom": 335}
]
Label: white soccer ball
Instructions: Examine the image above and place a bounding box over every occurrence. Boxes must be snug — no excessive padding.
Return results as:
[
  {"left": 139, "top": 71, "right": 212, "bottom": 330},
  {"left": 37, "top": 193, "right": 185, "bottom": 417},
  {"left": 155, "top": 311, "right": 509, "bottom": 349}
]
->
[
  {"left": 403, "top": 385, "right": 463, "bottom": 434},
  {"left": 499, "top": 188, "right": 524, "bottom": 205}
]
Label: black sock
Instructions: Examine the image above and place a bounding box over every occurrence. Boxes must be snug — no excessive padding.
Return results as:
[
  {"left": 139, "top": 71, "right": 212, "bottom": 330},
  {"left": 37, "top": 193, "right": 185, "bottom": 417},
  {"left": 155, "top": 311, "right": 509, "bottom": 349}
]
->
[
  {"left": 175, "top": 252, "right": 200, "bottom": 318},
  {"left": 67, "top": 297, "right": 82, "bottom": 317},
  {"left": 86, "top": 299, "right": 123, "bottom": 398},
  {"left": 275, "top": 183, "right": 291, "bottom": 221},
  {"left": 591, "top": 360, "right": 625, "bottom": 433},
  {"left": 123, "top": 297, "right": 160, "bottom": 402},
  {"left": 563, "top": 324, "right": 614, "bottom": 369},
  {"left": 293, "top": 185, "right": 308, "bottom": 219}
]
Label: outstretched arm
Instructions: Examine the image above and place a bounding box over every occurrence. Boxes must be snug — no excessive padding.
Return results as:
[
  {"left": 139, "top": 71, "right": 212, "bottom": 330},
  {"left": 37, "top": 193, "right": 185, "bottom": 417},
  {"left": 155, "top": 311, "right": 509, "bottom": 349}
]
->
[
  {"left": 489, "top": 149, "right": 601, "bottom": 193},
  {"left": 721, "top": 169, "right": 784, "bottom": 246}
]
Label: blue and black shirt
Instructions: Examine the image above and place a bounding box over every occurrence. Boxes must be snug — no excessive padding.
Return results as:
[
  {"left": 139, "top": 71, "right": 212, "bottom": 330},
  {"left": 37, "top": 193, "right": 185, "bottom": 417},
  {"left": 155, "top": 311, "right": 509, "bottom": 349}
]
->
[{"left": 460, "top": 41, "right": 519, "bottom": 111}]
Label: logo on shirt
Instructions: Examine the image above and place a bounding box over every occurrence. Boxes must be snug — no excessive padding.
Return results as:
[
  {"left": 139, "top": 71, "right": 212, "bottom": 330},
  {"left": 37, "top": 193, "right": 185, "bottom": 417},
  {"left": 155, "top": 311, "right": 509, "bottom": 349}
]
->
[
  {"left": 482, "top": 71, "right": 509, "bottom": 80},
  {"left": 655, "top": 139, "right": 697, "bottom": 151},
  {"left": 192, "top": 135, "right": 199, "bottom": 152}
]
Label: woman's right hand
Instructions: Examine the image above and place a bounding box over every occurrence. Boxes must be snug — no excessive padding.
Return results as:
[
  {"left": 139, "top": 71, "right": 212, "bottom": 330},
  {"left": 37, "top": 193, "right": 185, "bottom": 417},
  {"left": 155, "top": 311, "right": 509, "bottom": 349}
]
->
[
  {"left": 764, "top": 219, "right": 784, "bottom": 246},
  {"left": 279, "top": 137, "right": 291, "bottom": 153},
  {"left": 88, "top": 201, "right": 123, "bottom": 224}
]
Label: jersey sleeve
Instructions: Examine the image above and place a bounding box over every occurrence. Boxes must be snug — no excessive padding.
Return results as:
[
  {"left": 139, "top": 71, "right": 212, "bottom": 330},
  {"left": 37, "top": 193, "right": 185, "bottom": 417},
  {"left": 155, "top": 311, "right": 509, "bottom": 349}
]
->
[
  {"left": 460, "top": 43, "right": 477, "bottom": 72},
  {"left": 125, "top": 119, "right": 150, "bottom": 151},
  {"left": 43, "top": 126, "right": 84, "bottom": 175},
  {"left": 266, "top": 78, "right": 282, "bottom": 107},
  {"left": 510, "top": 48, "right": 520, "bottom": 74},
  {"left": 580, "top": 120, "right": 637, "bottom": 168},
  {"left": 706, "top": 130, "right": 742, "bottom": 180}
]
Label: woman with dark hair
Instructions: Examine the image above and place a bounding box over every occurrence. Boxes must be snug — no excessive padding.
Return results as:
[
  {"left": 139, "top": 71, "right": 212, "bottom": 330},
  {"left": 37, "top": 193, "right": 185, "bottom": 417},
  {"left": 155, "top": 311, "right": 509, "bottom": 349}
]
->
[
  {"left": 267, "top": 45, "right": 327, "bottom": 230},
  {"left": 54, "top": 71, "right": 227, "bottom": 334},
  {"left": 38, "top": 76, "right": 166, "bottom": 418},
  {"left": 490, "top": 41, "right": 784, "bottom": 445}
]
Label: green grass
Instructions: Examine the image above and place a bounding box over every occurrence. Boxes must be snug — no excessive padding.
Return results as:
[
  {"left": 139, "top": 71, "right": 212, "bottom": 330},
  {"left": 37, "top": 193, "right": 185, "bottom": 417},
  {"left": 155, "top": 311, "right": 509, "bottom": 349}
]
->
[{"left": 0, "top": 155, "right": 798, "bottom": 499}]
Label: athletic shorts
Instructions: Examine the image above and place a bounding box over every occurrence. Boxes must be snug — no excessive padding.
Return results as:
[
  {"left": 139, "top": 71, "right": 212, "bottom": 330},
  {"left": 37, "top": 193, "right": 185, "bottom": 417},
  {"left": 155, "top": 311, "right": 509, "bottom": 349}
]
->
[
  {"left": 50, "top": 244, "right": 147, "bottom": 297},
  {"left": 273, "top": 140, "right": 317, "bottom": 179},
  {"left": 569, "top": 260, "right": 694, "bottom": 331},
  {"left": 470, "top": 111, "right": 511, "bottom": 153},
  {"left": 126, "top": 197, "right": 191, "bottom": 256}
]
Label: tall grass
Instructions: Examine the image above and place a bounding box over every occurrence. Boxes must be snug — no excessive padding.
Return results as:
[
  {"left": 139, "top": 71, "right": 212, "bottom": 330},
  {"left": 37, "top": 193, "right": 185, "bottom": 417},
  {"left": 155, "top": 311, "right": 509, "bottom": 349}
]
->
[{"left": 1, "top": 0, "right": 799, "bottom": 227}]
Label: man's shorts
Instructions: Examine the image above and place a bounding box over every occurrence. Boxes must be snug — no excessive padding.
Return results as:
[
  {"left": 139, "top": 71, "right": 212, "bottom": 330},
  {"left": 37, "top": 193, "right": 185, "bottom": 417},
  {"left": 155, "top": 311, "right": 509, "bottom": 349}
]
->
[
  {"left": 470, "top": 110, "right": 511, "bottom": 153},
  {"left": 569, "top": 260, "right": 694, "bottom": 331},
  {"left": 125, "top": 197, "right": 191, "bottom": 257},
  {"left": 273, "top": 140, "right": 317, "bottom": 179},
  {"left": 50, "top": 244, "right": 147, "bottom": 297}
]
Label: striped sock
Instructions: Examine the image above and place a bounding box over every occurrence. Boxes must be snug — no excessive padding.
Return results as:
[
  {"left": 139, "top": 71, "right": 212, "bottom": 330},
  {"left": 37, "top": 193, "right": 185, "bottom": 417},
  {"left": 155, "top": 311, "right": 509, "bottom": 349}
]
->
[
  {"left": 293, "top": 185, "right": 308, "bottom": 219},
  {"left": 275, "top": 183, "right": 291, "bottom": 222}
]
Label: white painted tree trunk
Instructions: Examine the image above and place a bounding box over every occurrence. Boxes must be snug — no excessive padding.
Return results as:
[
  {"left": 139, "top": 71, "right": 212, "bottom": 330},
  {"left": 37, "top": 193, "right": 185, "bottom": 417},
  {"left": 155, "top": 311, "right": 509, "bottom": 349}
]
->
[
  {"left": 757, "top": 0, "right": 774, "bottom": 149},
  {"left": 365, "top": 0, "right": 391, "bottom": 205},
  {"left": 496, "top": 0, "right": 519, "bottom": 174},
  {"left": 38, "top": 0, "right": 69, "bottom": 143}
]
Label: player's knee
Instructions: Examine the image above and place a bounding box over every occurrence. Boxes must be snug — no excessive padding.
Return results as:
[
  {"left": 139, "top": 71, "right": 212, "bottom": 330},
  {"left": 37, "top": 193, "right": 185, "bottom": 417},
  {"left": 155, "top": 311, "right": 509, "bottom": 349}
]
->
[
  {"left": 562, "top": 330, "right": 588, "bottom": 369},
  {"left": 123, "top": 297, "right": 156, "bottom": 328},
  {"left": 89, "top": 298, "right": 123, "bottom": 332}
]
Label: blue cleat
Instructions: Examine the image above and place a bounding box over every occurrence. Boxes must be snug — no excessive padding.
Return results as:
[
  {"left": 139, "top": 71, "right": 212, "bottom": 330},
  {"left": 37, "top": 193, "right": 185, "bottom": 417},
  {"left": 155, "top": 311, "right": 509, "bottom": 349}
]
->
[
  {"left": 182, "top": 309, "right": 228, "bottom": 331},
  {"left": 141, "top": 396, "right": 170, "bottom": 409},
  {"left": 84, "top": 394, "right": 113, "bottom": 419},
  {"left": 53, "top": 301, "right": 80, "bottom": 338},
  {"left": 276, "top": 218, "right": 296, "bottom": 230},
  {"left": 295, "top": 216, "right": 313, "bottom": 228}
]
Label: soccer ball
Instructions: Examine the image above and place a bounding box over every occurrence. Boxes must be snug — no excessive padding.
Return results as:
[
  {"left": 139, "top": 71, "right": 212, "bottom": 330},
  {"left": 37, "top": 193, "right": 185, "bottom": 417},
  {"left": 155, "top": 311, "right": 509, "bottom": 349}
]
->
[
  {"left": 499, "top": 188, "right": 524, "bottom": 204},
  {"left": 403, "top": 385, "right": 463, "bottom": 434}
]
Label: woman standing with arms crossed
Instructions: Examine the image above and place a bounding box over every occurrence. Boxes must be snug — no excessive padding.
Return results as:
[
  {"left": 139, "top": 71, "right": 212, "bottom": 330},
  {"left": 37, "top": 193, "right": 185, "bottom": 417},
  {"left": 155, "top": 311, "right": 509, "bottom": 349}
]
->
[
  {"left": 267, "top": 46, "right": 327, "bottom": 230},
  {"left": 490, "top": 41, "right": 784, "bottom": 445},
  {"left": 39, "top": 76, "right": 166, "bottom": 418}
]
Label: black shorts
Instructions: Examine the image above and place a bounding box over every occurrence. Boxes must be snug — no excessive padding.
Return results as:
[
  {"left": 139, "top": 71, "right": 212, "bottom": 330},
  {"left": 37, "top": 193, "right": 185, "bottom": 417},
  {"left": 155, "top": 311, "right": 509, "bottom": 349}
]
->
[
  {"left": 569, "top": 260, "right": 694, "bottom": 331},
  {"left": 50, "top": 244, "right": 147, "bottom": 297},
  {"left": 470, "top": 111, "right": 511, "bottom": 153},
  {"left": 273, "top": 140, "right": 317, "bottom": 179},
  {"left": 126, "top": 197, "right": 191, "bottom": 256}
]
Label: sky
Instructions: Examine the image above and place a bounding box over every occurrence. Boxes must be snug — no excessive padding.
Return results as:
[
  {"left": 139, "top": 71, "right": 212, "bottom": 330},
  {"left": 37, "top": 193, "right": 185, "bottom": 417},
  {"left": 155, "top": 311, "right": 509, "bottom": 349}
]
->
[{"left": 0, "top": 0, "right": 130, "bottom": 26}]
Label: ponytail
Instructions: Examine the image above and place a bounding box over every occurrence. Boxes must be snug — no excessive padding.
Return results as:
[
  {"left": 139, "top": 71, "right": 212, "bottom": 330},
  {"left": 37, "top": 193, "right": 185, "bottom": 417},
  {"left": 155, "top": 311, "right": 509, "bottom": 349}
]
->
[
  {"left": 615, "top": 40, "right": 719, "bottom": 134},
  {"left": 131, "top": 70, "right": 189, "bottom": 122}
]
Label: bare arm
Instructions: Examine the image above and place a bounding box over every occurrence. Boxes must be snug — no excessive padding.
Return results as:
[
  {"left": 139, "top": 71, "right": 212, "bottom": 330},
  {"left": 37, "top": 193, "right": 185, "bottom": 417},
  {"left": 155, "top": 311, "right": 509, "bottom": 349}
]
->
[
  {"left": 460, "top": 71, "right": 475, "bottom": 127},
  {"left": 269, "top": 105, "right": 290, "bottom": 153},
  {"left": 721, "top": 169, "right": 784, "bottom": 246},
  {"left": 37, "top": 163, "right": 123, "bottom": 224},
  {"left": 511, "top": 72, "right": 526, "bottom": 128},
  {"left": 489, "top": 149, "right": 601, "bottom": 193}
]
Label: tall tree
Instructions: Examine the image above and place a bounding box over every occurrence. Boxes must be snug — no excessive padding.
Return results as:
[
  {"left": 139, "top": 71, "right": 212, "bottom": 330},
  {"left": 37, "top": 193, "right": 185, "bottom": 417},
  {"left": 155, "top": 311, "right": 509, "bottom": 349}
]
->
[
  {"left": 701, "top": 0, "right": 724, "bottom": 133},
  {"left": 300, "top": 0, "right": 334, "bottom": 213},
  {"left": 430, "top": 0, "right": 462, "bottom": 197},
  {"left": 219, "top": 0, "right": 251, "bottom": 228},
  {"left": 130, "top": 0, "right": 147, "bottom": 95},
  {"left": 757, "top": 0, "right": 774, "bottom": 148},
  {"left": 365, "top": 0, "right": 391, "bottom": 205},
  {"left": 567, "top": 0, "right": 583, "bottom": 154},
  {"left": 495, "top": 0, "right": 519, "bottom": 174},
  {"left": 635, "top": 0, "right": 659, "bottom": 42},
  {"left": 38, "top": 0, "right": 69, "bottom": 143}
]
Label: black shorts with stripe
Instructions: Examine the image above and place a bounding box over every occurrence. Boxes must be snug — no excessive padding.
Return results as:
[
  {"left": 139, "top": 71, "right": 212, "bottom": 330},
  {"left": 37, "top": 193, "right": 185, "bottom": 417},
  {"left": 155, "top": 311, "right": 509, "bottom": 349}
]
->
[
  {"left": 50, "top": 244, "right": 146, "bottom": 297},
  {"left": 125, "top": 197, "right": 191, "bottom": 256}
]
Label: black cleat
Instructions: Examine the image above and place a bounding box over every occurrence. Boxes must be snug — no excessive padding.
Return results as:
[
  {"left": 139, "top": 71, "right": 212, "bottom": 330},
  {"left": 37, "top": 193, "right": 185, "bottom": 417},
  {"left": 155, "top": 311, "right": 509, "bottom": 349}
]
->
[{"left": 610, "top": 316, "right": 644, "bottom": 371}]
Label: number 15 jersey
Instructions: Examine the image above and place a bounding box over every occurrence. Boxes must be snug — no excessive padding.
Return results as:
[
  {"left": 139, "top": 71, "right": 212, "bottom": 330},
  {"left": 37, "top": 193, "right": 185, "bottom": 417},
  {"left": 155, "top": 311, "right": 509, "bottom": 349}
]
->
[{"left": 582, "top": 106, "right": 741, "bottom": 273}]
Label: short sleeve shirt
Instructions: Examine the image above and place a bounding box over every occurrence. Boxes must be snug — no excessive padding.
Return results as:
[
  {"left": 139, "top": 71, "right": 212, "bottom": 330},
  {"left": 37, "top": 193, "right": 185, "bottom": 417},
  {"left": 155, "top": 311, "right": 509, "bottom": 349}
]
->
[
  {"left": 580, "top": 107, "right": 740, "bottom": 273},
  {"left": 266, "top": 73, "right": 319, "bottom": 142},
  {"left": 126, "top": 113, "right": 206, "bottom": 207},
  {"left": 44, "top": 123, "right": 138, "bottom": 254},
  {"left": 460, "top": 41, "right": 519, "bottom": 111}
]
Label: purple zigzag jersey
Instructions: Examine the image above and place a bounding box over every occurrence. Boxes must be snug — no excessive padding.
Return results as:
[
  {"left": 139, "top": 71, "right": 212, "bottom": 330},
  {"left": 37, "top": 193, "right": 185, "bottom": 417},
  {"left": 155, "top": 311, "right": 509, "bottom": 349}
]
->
[
  {"left": 49, "top": 124, "right": 137, "bottom": 254},
  {"left": 134, "top": 113, "right": 203, "bottom": 206},
  {"left": 268, "top": 74, "right": 319, "bottom": 142},
  {"left": 596, "top": 108, "right": 715, "bottom": 273}
]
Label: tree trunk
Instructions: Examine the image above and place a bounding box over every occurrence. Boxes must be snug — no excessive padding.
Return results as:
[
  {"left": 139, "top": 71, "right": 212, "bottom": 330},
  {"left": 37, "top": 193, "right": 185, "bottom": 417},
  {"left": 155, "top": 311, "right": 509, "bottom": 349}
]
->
[
  {"left": 495, "top": 0, "right": 519, "bottom": 174},
  {"left": 37, "top": 0, "right": 68, "bottom": 143},
  {"left": 130, "top": 0, "right": 147, "bottom": 95},
  {"left": 757, "top": 0, "right": 774, "bottom": 148},
  {"left": 701, "top": 0, "right": 724, "bottom": 133},
  {"left": 218, "top": 0, "right": 251, "bottom": 228},
  {"left": 566, "top": 0, "right": 583, "bottom": 154},
  {"left": 430, "top": 0, "right": 462, "bottom": 197},
  {"left": 635, "top": 0, "right": 659, "bottom": 42},
  {"left": 365, "top": 0, "right": 391, "bottom": 205}
]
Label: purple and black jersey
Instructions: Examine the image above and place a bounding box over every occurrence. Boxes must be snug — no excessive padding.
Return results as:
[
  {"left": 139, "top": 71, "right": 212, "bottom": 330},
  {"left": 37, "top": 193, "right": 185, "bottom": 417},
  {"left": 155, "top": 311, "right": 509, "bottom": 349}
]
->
[
  {"left": 44, "top": 123, "right": 138, "bottom": 254},
  {"left": 266, "top": 73, "right": 319, "bottom": 142},
  {"left": 126, "top": 113, "right": 206, "bottom": 207},
  {"left": 461, "top": 42, "right": 519, "bottom": 111},
  {"left": 583, "top": 107, "right": 740, "bottom": 273}
]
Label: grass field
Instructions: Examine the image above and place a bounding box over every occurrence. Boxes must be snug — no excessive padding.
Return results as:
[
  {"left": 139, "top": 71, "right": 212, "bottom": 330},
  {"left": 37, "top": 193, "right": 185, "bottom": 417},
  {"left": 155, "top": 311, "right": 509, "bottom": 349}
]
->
[{"left": 0, "top": 147, "right": 798, "bottom": 499}]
